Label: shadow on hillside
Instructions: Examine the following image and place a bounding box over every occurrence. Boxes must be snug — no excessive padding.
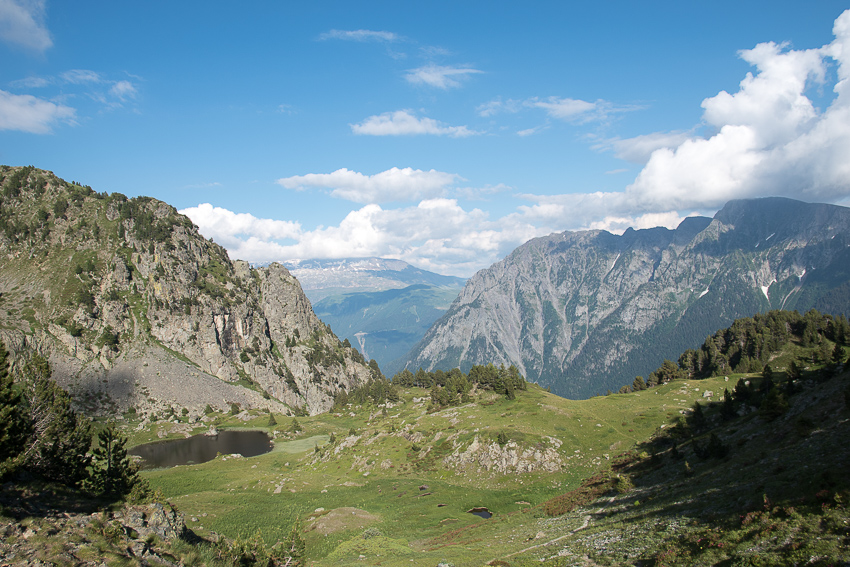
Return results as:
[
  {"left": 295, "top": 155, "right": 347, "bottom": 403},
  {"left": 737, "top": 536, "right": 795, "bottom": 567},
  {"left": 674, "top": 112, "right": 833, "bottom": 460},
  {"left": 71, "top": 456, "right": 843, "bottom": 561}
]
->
[
  {"left": 605, "top": 370, "right": 850, "bottom": 529},
  {"left": 0, "top": 480, "right": 104, "bottom": 520}
]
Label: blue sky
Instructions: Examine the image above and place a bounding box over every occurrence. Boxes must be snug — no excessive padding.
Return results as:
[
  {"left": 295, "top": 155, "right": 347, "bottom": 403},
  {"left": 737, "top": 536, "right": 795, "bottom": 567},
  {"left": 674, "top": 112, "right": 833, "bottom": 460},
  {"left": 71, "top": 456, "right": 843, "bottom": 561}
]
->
[{"left": 2, "top": 1, "right": 850, "bottom": 276}]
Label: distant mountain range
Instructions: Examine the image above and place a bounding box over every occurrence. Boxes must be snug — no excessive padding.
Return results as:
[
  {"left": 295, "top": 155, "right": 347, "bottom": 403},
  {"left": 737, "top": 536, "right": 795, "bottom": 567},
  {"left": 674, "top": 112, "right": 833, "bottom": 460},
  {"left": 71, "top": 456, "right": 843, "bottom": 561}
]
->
[
  {"left": 285, "top": 258, "right": 465, "bottom": 372},
  {"left": 284, "top": 257, "right": 464, "bottom": 301},
  {"left": 399, "top": 197, "right": 850, "bottom": 398}
]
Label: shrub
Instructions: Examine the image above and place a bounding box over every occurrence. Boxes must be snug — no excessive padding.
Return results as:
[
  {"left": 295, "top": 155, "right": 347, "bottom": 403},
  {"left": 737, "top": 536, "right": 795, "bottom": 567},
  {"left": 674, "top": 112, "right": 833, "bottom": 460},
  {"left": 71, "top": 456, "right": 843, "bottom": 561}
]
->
[{"left": 613, "top": 473, "right": 634, "bottom": 494}]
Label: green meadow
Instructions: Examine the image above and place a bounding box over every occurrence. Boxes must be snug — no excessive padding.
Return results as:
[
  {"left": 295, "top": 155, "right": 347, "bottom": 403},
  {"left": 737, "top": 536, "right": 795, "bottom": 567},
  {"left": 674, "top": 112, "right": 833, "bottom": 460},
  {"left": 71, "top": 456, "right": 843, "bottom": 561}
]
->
[{"left": 138, "top": 375, "right": 736, "bottom": 565}]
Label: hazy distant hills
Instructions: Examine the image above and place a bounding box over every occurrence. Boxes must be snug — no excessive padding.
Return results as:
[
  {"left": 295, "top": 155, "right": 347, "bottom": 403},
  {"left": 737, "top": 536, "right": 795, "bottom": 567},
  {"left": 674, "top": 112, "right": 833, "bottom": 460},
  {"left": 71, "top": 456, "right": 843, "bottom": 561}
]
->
[
  {"left": 399, "top": 197, "right": 850, "bottom": 399},
  {"left": 285, "top": 258, "right": 465, "bottom": 372},
  {"left": 284, "top": 257, "right": 464, "bottom": 302}
]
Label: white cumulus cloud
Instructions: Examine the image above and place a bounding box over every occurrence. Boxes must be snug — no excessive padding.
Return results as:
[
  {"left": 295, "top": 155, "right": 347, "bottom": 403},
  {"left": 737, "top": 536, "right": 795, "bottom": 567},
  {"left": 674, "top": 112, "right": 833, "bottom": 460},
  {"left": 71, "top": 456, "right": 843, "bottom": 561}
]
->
[
  {"left": 624, "top": 10, "right": 850, "bottom": 212},
  {"left": 0, "top": 89, "right": 75, "bottom": 133},
  {"left": 179, "top": 203, "right": 301, "bottom": 248},
  {"left": 0, "top": 0, "right": 51, "bottom": 52},
  {"left": 182, "top": 198, "right": 551, "bottom": 278},
  {"left": 351, "top": 110, "right": 477, "bottom": 137},
  {"left": 276, "top": 167, "right": 461, "bottom": 204}
]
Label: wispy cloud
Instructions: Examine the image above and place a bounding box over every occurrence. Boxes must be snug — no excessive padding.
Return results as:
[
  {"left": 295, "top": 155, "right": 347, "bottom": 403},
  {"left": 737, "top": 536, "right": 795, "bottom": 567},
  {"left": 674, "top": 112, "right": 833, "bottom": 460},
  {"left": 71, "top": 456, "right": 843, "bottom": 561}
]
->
[
  {"left": 9, "top": 69, "right": 141, "bottom": 112},
  {"left": 593, "top": 131, "right": 693, "bottom": 163},
  {"left": 351, "top": 110, "right": 477, "bottom": 138},
  {"left": 0, "top": 0, "right": 51, "bottom": 52},
  {"left": 404, "top": 64, "right": 484, "bottom": 89},
  {"left": 61, "top": 69, "right": 102, "bottom": 84},
  {"left": 478, "top": 96, "right": 641, "bottom": 125},
  {"left": 277, "top": 167, "right": 461, "bottom": 204},
  {"left": 476, "top": 98, "right": 523, "bottom": 117},
  {"left": 0, "top": 89, "right": 75, "bottom": 133},
  {"left": 517, "top": 124, "right": 548, "bottom": 137},
  {"left": 530, "top": 96, "right": 642, "bottom": 123},
  {"left": 10, "top": 75, "right": 51, "bottom": 88},
  {"left": 318, "top": 29, "right": 400, "bottom": 43}
]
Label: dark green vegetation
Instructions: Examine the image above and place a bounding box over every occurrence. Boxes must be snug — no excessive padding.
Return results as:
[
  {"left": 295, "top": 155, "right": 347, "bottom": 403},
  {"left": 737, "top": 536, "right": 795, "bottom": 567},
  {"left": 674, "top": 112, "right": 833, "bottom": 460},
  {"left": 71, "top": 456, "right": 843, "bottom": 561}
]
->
[
  {"left": 312, "top": 283, "right": 462, "bottom": 374},
  {"left": 402, "top": 197, "right": 850, "bottom": 399},
  {"left": 616, "top": 309, "right": 850, "bottom": 391},
  {"left": 0, "top": 341, "right": 147, "bottom": 500}
]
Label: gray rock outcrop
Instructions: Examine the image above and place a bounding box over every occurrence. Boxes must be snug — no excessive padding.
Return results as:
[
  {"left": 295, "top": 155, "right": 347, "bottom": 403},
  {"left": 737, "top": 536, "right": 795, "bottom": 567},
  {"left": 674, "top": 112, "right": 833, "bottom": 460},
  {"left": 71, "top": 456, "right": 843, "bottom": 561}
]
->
[{"left": 0, "top": 166, "right": 372, "bottom": 416}]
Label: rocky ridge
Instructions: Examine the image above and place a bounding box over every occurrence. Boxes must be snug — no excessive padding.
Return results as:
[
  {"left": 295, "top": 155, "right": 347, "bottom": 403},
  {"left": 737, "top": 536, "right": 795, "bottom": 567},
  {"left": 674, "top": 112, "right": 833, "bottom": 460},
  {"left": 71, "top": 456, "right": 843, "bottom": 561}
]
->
[
  {"left": 402, "top": 197, "right": 850, "bottom": 398},
  {"left": 0, "top": 166, "right": 372, "bottom": 416}
]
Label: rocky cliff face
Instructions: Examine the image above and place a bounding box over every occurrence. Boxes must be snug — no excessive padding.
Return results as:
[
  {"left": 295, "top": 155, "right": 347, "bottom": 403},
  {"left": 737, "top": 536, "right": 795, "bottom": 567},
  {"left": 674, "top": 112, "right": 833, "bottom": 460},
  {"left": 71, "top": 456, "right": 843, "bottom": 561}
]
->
[
  {"left": 401, "top": 197, "right": 850, "bottom": 398},
  {"left": 0, "top": 166, "right": 372, "bottom": 416}
]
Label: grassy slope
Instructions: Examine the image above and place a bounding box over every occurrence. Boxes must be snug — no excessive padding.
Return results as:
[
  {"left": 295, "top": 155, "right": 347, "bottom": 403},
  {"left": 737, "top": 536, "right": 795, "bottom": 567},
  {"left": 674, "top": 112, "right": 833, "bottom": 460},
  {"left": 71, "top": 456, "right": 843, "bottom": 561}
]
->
[{"left": 140, "top": 374, "right": 741, "bottom": 565}]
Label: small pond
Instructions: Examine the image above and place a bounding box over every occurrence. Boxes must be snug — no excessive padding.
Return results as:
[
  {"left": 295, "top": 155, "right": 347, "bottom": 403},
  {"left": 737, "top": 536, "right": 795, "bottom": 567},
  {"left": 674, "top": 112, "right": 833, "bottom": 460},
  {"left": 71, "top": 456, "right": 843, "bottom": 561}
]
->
[
  {"left": 468, "top": 507, "right": 492, "bottom": 519},
  {"left": 129, "top": 430, "right": 273, "bottom": 470}
]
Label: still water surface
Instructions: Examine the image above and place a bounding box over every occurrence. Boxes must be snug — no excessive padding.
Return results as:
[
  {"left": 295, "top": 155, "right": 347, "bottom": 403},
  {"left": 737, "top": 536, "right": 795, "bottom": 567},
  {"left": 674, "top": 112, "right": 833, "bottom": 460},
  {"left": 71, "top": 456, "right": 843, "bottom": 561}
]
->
[{"left": 129, "top": 430, "right": 273, "bottom": 470}]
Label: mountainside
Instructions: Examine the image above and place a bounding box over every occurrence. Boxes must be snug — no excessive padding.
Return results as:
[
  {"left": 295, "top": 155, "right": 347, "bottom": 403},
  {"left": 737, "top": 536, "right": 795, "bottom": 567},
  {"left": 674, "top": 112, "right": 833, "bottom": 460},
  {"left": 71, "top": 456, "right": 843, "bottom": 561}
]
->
[
  {"left": 401, "top": 197, "right": 850, "bottom": 398},
  {"left": 286, "top": 258, "right": 465, "bottom": 373},
  {"left": 284, "top": 257, "right": 465, "bottom": 302},
  {"left": 0, "top": 166, "right": 372, "bottom": 416}
]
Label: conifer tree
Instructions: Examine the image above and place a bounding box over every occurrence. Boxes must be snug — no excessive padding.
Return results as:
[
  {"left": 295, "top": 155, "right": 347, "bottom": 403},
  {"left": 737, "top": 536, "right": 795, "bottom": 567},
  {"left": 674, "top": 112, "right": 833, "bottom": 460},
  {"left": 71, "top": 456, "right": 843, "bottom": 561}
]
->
[
  {"left": 720, "top": 388, "right": 736, "bottom": 421},
  {"left": 733, "top": 378, "right": 751, "bottom": 403},
  {"left": 0, "top": 342, "right": 28, "bottom": 478},
  {"left": 274, "top": 519, "right": 306, "bottom": 566},
  {"left": 760, "top": 387, "right": 789, "bottom": 421},
  {"left": 832, "top": 343, "right": 844, "bottom": 364},
  {"left": 761, "top": 364, "right": 774, "bottom": 393},
  {"left": 689, "top": 401, "right": 707, "bottom": 432},
  {"left": 87, "top": 423, "right": 144, "bottom": 500},
  {"left": 18, "top": 355, "right": 92, "bottom": 486}
]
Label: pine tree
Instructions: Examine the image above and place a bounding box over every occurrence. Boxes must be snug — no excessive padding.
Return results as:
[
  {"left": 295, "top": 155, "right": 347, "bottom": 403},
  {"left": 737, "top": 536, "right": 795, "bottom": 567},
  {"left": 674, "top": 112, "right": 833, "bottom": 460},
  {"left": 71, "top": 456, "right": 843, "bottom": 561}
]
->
[
  {"left": 18, "top": 355, "right": 92, "bottom": 486},
  {"left": 733, "top": 378, "right": 751, "bottom": 403},
  {"left": 761, "top": 364, "right": 774, "bottom": 393},
  {"left": 720, "top": 388, "right": 736, "bottom": 421},
  {"left": 87, "top": 423, "right": 144, "bottom": 500},
  {"left": 632, "top": 376, "right": 647, "bottom": 391},
  {"left": 0, "top": 342, "right": 29, "bottom": 478},
  {"left": 760, "top": 387, "right": 789, "bottom": 421},
  {"left": 689, "top": 401, "right": 707, "bottom": 432},
  {"left": 273, "top": 519, "right": 306, "bottom": 566},
  {"left": 832, "top": 343, "right": 844, "bottom": 364}
]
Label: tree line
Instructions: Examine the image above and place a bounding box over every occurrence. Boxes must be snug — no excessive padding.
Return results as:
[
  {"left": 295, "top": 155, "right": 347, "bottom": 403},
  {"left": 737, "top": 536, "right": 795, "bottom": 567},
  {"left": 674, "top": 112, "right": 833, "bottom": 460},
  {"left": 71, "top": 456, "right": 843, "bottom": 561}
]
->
[
  {"left": 330, "top": 362, "right": 528, "bottom": 412},
  {"left": 614, "top": 309, "right": 849, "bottom": 395}
]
